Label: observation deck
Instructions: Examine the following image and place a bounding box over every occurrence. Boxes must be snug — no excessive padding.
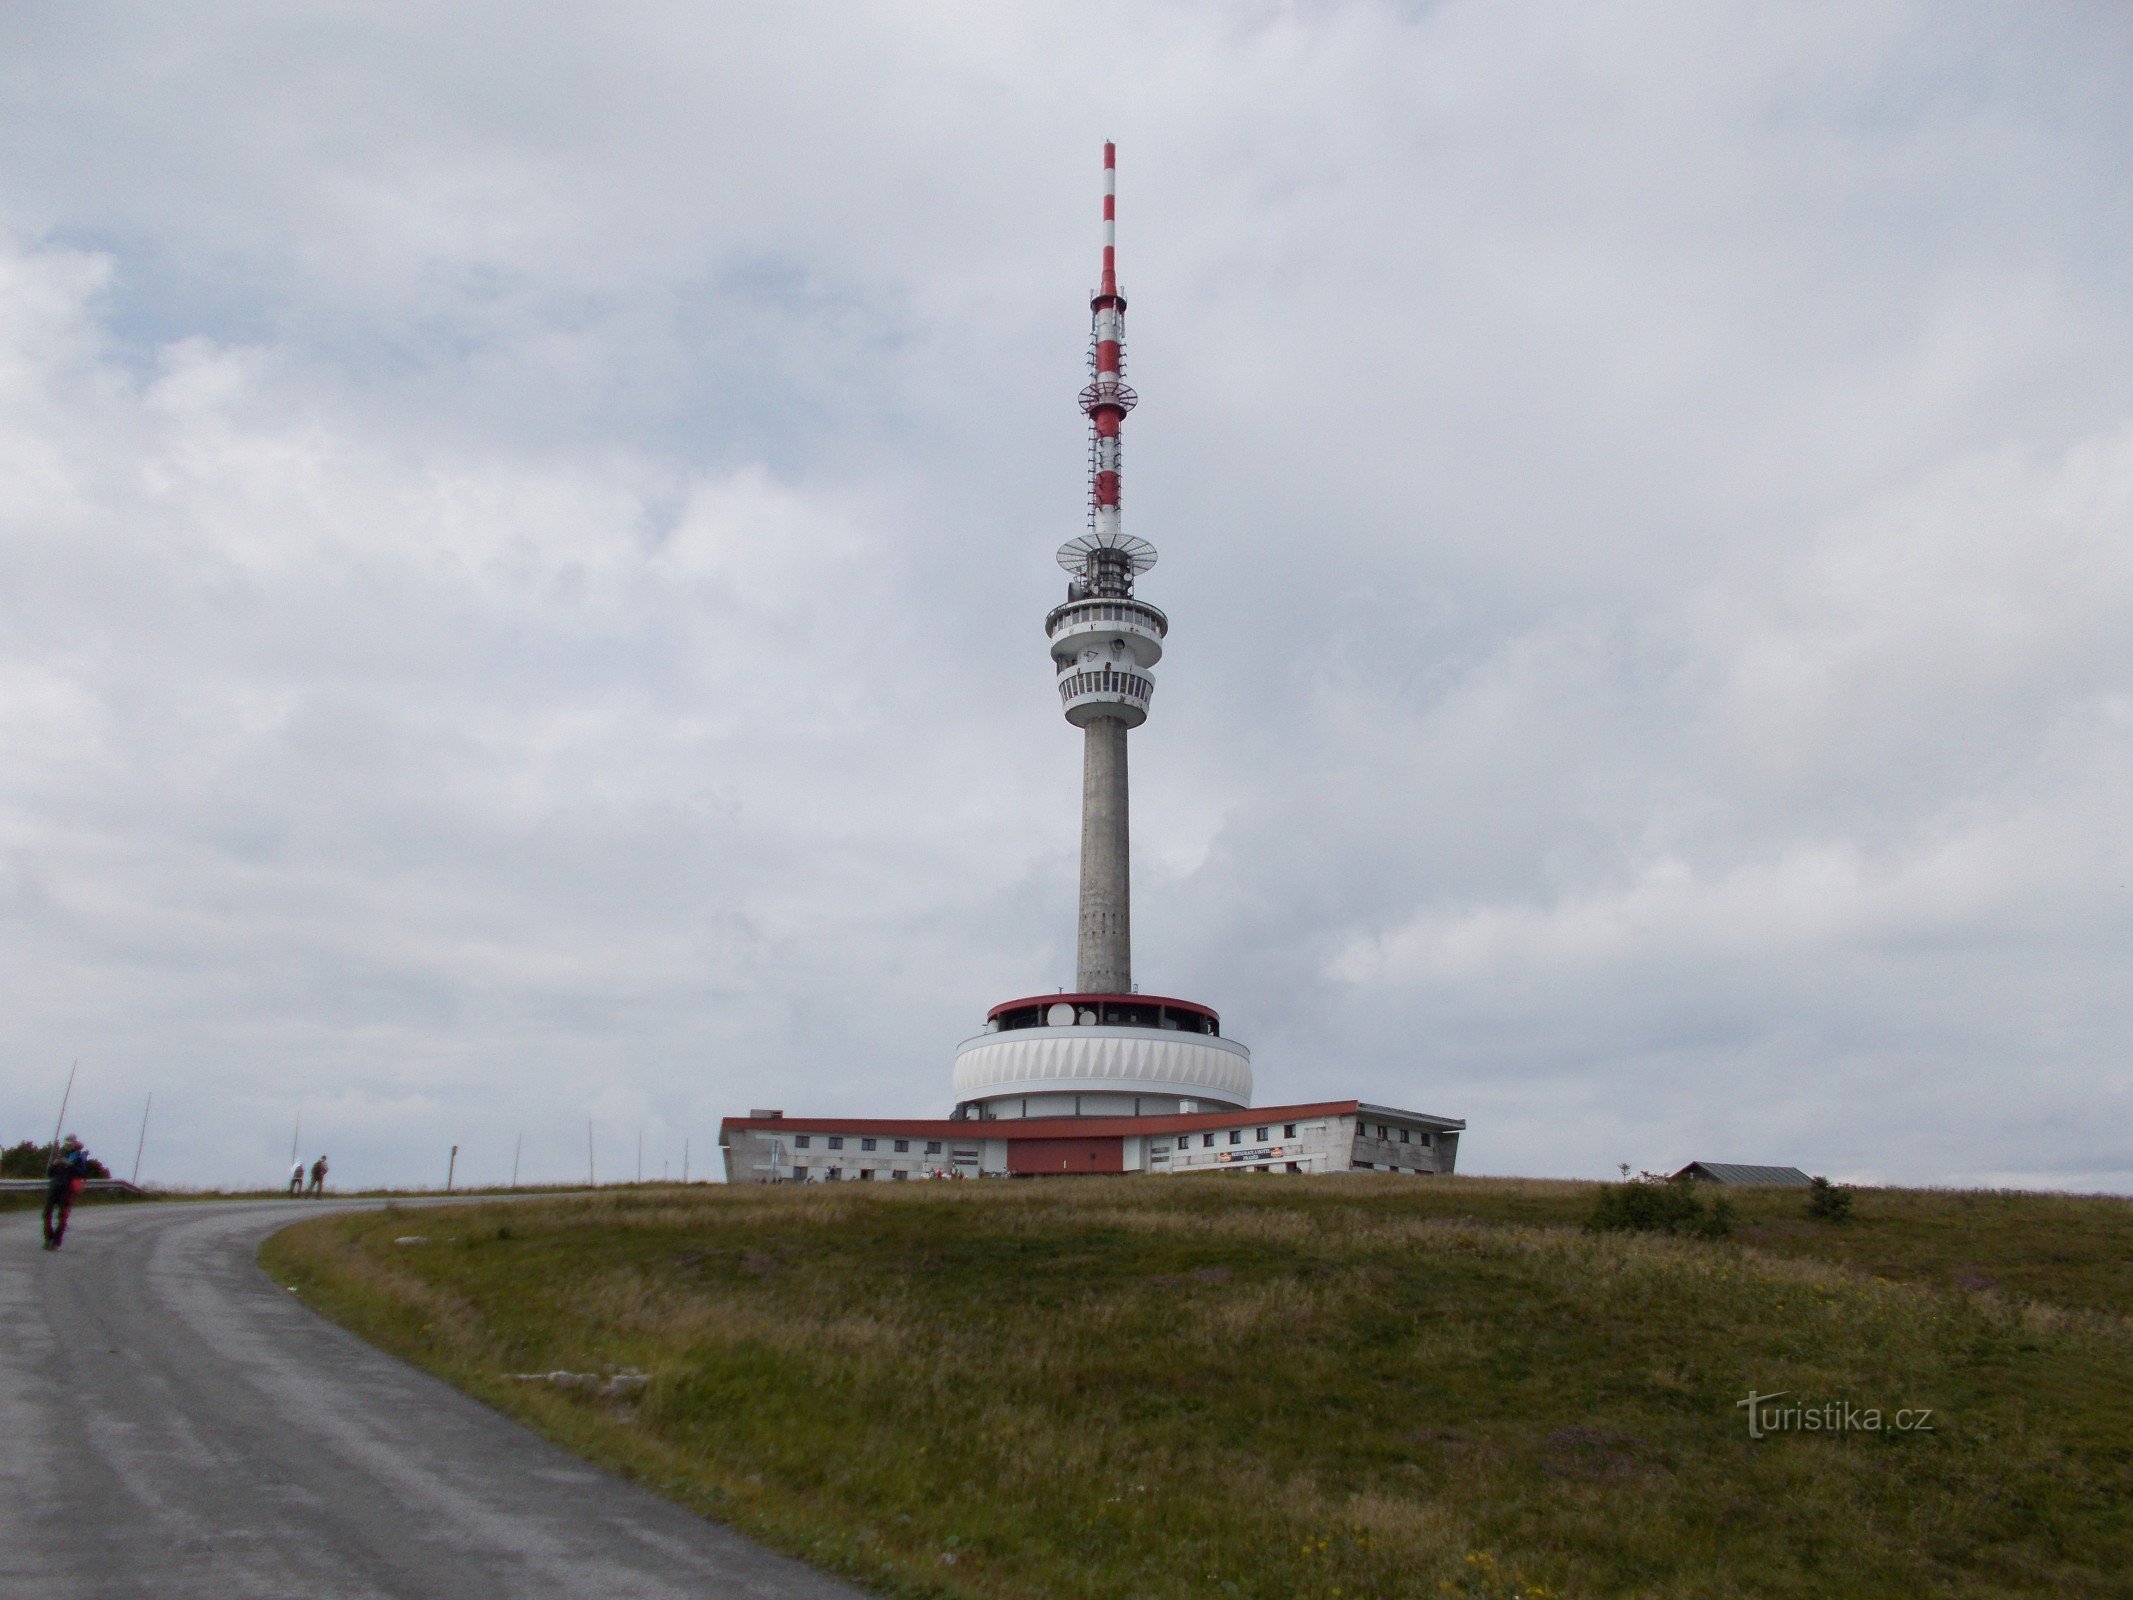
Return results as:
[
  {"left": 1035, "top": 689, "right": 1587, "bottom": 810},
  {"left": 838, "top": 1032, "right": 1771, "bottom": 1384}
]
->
[
  {"left": 1048, "top": 596, "right": 1165, "bottom": 729},
  {"left": 952, "top": 991, "right": 1253, "bottom": 1120}
]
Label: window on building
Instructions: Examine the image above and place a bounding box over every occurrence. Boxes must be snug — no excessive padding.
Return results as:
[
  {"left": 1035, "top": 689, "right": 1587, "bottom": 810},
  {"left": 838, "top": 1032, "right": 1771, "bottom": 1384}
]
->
[
  {"left": 861, "top": 1137, "right": 877, "bottom": 1152},
  {"left": 1376, "top": 1124, "right": 1389, "bottom": 1140},
  {"left": 891, "top": 1170, "right": 907, "bottom": 1180},
  {"left": 1286, "top": 1162, "right": 1302, "bottom": 1174},
  {"left": 1255, "top": 1126, "right": 1269, "bottom": 1141},
  {"left": 828, "top": 1136, "right": 844, "bottom": 1150},
  {"left": 894, "top": 1139, "right": 909, "bottom": 1153},
  {"left": 1228, "top": 1129, "right": 1242, "bottom": 1145},
  {"left": 1399, "top": 1128, "right": 1410, "bottom": 1143},
  {"left": 795, "top": 1134, "right": 811, "bottom": 1149},
  {"left": 860, "top": 1168, "right": 874, "bottom": 1180},
  {"left": 792, "top": 1166, "right": 808, "bottom": 1180},
  {"left": 1202, "top": 1133, "right": 1216, "bottom": 1148},
  {"left": 1284, "top": 1124, "right": 1297, "bottom": 1139},
  {"left": 1418, "top": 1132, "right": 1432, "bottom": 1147}
]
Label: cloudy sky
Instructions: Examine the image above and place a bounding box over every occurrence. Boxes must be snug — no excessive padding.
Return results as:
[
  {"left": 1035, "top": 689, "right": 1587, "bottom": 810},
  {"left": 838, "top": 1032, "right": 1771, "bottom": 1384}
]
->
[{"left": 3, "top": 2, "right": 2130, "bottom": 1190}]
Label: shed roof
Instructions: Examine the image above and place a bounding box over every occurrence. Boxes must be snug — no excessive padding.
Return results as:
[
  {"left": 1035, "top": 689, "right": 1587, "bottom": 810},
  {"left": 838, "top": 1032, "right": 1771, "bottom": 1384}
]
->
[{"left": 1672, "top": 1162, "right": 1814, "bottom": 1187}]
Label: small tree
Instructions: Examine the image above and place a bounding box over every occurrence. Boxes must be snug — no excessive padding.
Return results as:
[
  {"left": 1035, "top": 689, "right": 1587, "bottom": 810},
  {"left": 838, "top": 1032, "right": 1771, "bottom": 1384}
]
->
[
  {"left": 1, "top": 1139, "right": 110, "bottom": 1180},
  {"left": 1805, "top": 1175, "right": 1854, "bottom": 1223},
  {"left": 1588, "top": 1173, "right": 1733, "bottom": 1239}
]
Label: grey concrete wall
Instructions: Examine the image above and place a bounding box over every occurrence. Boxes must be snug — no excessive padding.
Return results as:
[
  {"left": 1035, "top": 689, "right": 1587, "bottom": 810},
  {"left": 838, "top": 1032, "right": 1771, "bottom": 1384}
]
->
[
  {"left": 1348, "top": 1118, "right": 1457, "bottom": 1174},
  {"left": 1077, "top": 714, "right": 1132, "bottom": 992}
]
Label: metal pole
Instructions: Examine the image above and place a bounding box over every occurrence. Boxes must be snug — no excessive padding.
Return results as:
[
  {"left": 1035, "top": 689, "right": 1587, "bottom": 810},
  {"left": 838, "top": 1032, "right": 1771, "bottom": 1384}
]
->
[
  {"left": 289, "top": 1110, "right": 301, "bottom": 1167},
  {"left": 131, "top": 1092, "right": 153, "bottom": 1185},
  {"left": 447, "top": 1144, "right": 458, "bottom": 1193},
  {"left": 511, "top": 1133, "right": 522, "bottom": 1190},
  {"left": 48, "top": 1061, "right": 78, "bottom": 1164}
]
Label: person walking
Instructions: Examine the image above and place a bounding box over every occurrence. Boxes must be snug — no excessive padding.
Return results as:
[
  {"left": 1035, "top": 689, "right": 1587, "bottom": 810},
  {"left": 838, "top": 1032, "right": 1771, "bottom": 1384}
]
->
[
  {"left": 42, "top": 1136, "right": 89, "bottom": 1250},
  {"left": 288, "top": 1158, "right": 305, "bottom": 1196},
  {"left": 308, "top": 1155, "right": 328, "bottom": 1196}
]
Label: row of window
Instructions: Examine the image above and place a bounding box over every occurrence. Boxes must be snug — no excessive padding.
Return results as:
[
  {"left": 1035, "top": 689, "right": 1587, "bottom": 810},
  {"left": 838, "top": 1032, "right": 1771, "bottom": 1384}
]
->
[
  {"left": 1051, "top": 600, "right": 1165, "bottom": 633},
  {"left": 1057, "top": 669, "right": 1152, "bottom": 702},
  {"left": 1153, "top": 1124, "right": 1299, "bottom": 1154},
  {"left": 789, "top": 1143, "right": 976, "bottom": 1169},
  {"left": 1371, "top": 1124, "right": 1433, "bottom": 1147},
  {"left": 792, "top": 1168, "right": 911, "bottom": 1182}
]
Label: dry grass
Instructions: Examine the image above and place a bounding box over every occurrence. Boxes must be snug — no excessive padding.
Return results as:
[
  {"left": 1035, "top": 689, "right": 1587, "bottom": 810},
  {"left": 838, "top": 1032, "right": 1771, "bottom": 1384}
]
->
[{"left": 265, "top": 1176, "right": 2133, "bottom": 1599}]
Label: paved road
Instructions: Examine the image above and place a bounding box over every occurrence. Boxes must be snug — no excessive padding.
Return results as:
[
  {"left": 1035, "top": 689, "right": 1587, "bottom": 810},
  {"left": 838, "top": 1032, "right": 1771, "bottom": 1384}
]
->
[{"left": 1, "top": 1198, "right": 868, "bottom": 1599}]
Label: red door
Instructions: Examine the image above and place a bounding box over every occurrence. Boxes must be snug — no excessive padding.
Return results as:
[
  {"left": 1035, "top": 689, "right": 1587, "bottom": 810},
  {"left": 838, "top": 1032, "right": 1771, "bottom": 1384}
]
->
[{"left": 1007, "top": 1137, "right": 1125, "bottom": 1175}]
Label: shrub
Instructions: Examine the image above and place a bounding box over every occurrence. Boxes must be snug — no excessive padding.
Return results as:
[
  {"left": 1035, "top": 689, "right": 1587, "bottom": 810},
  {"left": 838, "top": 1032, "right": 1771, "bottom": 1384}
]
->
[
  {"left": 1587, "top": 1175, "right": 1733, "bottom": 1239},
  {"left": 2, "top": 1139, "right": 110, "bottom": 1179},
  {"left": 1806, "top": 1176, "right": 1854, "bottom": 1224}
]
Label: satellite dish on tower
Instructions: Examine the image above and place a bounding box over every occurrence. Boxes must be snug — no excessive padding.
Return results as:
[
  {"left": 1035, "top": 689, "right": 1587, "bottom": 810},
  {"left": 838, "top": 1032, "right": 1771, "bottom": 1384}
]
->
[{"left": 1057, "top": 532, "right": 1157, "bottom": 577}]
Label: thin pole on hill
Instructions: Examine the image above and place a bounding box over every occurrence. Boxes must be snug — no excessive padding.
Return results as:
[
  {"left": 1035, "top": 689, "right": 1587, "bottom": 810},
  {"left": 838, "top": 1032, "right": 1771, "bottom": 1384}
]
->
[
  {"left": 47, "top": 1060, "right": 78, "bottom": 1163},
  {"left": 510, "top": 1133, "right": 521, "bottom": 1190},
  {"left": 131, "top": 1093, "right": 153, "bottom": 1185},
  {"left": 636, "top": 1127, "right": 643, "bottom": 1185},
  {"left": 682, "top": 1138, "right": 690, "bottom": 1184},
  {"left": 446, "top": 1144, "right": 458, "bottom": 1193},
  {"left": 289, "top": 1110, "right": 301, "bottom": 1168},
  {"left": 587, "top": 1120, "right": 595, "bottom": 1187}
]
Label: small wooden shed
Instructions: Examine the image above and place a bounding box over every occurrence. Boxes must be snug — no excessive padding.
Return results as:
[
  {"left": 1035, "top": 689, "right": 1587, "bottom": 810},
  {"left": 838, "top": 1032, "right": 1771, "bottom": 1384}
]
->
[{"left": 1671, "top": 1162, "right": 1814, "bottom": 1187}]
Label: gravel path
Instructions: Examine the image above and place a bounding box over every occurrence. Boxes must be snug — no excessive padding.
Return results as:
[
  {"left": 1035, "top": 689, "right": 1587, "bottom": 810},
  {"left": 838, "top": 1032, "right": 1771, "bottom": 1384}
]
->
[{"left": 0, "top": 1197, "right": 867, "bottom": 1599}]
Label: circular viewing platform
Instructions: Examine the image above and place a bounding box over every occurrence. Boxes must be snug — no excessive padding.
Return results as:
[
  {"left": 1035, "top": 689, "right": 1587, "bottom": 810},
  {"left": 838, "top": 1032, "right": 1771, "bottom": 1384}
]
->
[{"left": 952, "top": 992, "right": 1252, "bottom": 1119}]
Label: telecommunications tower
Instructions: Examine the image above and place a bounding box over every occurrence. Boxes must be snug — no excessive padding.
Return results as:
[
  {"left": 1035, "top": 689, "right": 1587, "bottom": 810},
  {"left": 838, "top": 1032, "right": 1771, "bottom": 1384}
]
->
[{"left": 951, "top": 143, "right": 1253, "bottom": 1121}]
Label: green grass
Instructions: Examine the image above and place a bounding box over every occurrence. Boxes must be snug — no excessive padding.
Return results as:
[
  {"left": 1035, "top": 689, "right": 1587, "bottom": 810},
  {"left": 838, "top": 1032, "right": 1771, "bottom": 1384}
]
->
[{"left": 263, "top": 1177, "right": 2133, "bottom": 1600}]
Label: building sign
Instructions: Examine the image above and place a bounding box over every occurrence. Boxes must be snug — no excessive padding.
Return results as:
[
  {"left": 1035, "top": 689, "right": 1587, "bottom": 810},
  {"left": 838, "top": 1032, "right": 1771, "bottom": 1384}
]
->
[{"left": 1216, "top": 1146, "right": 1284, "bottom": 1166}]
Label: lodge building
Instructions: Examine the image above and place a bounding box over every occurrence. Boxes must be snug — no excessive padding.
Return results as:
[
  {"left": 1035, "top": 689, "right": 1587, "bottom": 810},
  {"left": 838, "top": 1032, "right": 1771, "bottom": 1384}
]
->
[{"left": 718, "top": 1099, "right": 1462, "bottom": 1183}]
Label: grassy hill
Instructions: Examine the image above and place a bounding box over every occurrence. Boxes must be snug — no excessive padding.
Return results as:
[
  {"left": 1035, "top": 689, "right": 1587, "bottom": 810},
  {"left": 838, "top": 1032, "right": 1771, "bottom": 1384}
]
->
[{"left": 264, "top": 1177, "right": 2133, "bottom": 1599}]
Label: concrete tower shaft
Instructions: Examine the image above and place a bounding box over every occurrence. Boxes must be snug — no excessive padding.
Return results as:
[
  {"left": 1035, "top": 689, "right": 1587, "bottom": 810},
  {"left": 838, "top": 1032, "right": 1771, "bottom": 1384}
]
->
[{"left": 1078, "top": 715, "right": 1131, "bottom": 991}]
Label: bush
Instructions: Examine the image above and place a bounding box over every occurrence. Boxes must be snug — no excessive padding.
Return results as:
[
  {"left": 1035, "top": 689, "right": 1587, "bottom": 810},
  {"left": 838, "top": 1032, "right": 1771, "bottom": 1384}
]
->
[
  {"left": 1806, "top": 1176, "right": 1855, "bottom": 1223},
  {"left": 1, "top": 1139, "right": 111, "bottom": 1179},
  {"left": 1587, "top": 1174, "right": 1733, "bottom": 1239},
  {"left": 0, "top": 1140, "right": 46, "bottom": 1178}
]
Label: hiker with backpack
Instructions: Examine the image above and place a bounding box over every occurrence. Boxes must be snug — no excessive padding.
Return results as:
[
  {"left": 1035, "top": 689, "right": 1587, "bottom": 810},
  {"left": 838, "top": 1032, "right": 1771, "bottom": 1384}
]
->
[{"left": 42, "top": 1135, "right": 89, "bottom": 1250}]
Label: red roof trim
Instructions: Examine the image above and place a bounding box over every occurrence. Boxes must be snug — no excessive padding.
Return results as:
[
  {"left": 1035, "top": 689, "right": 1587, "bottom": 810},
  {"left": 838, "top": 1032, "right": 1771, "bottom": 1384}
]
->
[{"left": 720, "top": 1100, "right": 1362, "bottom": 1142}]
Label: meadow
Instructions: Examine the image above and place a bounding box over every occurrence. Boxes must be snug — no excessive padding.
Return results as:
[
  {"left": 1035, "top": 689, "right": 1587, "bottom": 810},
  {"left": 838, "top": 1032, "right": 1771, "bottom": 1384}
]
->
[{"left": 263, "top": 1176, "right": 2133, "bottom": 1599}]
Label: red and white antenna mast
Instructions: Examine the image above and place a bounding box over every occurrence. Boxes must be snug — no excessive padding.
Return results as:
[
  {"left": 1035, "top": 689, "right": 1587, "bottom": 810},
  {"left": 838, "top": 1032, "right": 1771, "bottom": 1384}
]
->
[{"left": 1059, "top": 140, "right": 1155, "bottom": 598}]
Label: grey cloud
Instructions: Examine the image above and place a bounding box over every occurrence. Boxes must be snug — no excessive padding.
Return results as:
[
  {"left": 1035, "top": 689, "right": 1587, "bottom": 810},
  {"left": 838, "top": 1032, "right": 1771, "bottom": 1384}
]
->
[{"left": 2, "top": 4, "right": 2130, "bottom": 1188}]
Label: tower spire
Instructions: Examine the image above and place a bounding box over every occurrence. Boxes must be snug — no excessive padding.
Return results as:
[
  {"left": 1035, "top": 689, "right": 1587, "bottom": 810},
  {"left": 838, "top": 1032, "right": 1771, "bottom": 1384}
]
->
[{"left": 1061, "top": 142, "right": 1153, "bottom": 595}]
